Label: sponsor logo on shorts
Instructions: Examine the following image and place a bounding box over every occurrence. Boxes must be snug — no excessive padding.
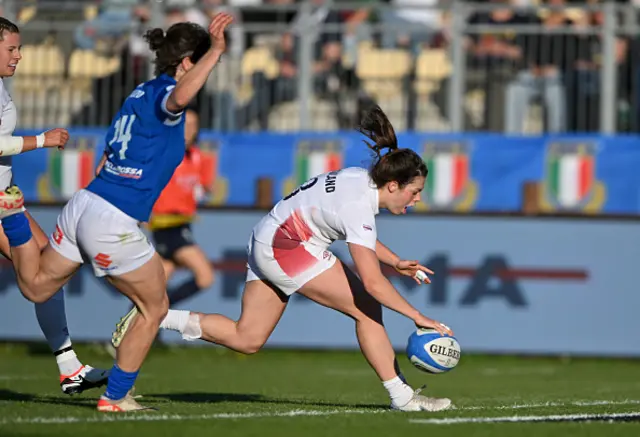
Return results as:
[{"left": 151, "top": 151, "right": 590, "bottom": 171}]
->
[
  {"left": 323, "top": 251, "right": 332, "bottom": 261},
  {"left": 362, "top": 224, "right": 373, "bottom": 231},
  {"left": 52, "top": 225, "right": 63, "bottom": 245},
  {"left": 181, "top": 227, "right": 194, "bottom": 243},
  {"left": 94, "top": 253, "right": 116, "bottom": 271},
  {"left": 118, "top": 231, "right": 148, "bottom": 245}
]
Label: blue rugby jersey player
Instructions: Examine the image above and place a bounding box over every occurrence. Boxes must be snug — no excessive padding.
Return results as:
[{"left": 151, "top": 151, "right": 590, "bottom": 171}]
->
[
  {"left": 88, "top": 74, "right": 186, "bottom": 223},
  {"left": 0, "top": 14, "right": 235, "bottom": 413}
]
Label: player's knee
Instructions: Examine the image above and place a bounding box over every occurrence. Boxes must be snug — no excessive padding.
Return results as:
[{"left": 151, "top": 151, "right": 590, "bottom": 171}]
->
[
  {"left": 16, "top": 279, "right": 42, "bottom": 303},
  {"left": 238, "top": 337, "right": 266, "bottom": 355},
  {"left": 157, "top": 293, "right": 170, "bottom": 320},
  {"left": 162, "top": 264, "right": 175, "bottom": 281},
  {"left": 239, "top": 343, "right": 262, "bottom": 355},
  {"left": 143, "top": 293, "right": 169, "bottom": 326},
  {"left": 353, "top": 292, "right": 383, "bottom": 323},
  {"left": 366, "top": 303, "right": 383, "bottom": 324},
  {"left": 20, "top": 287, "right": 45, "bottom": 304},
  {"left": 195, "top": 268, "right": 214, "bottom": 290},
  {"left": 352, "top": 302, "right": 383, "bottom": 325}
]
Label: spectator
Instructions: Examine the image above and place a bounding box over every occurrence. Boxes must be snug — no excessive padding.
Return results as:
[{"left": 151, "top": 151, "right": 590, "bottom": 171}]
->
[
  {"left": 381, "top": 0, "right": 441, "bottom": 55},
  {"left": 465, "top": 0, "right": 531, "bottom": 131},
  {"left": 74, "top": 0, "right": 140, "bottom": 52},
  {"left": 564, "top": 7, "right": 628, "bottom": 132},
  {"left": 504, "top": 0, "right": 570, "bottom": 134},
  {"left": 239, "top": 0, "right": 351, "bottom": 130}
]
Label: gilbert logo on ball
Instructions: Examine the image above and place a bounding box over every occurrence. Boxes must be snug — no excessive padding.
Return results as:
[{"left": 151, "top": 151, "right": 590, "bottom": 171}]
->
[{"left": 406, "top": 328, "right": 461, "bottom": 374}]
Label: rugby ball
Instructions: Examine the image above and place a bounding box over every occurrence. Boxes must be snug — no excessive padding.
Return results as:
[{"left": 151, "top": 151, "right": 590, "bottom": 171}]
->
[{"left": 406, "top": 328, "right": 461, "bottom": 374}]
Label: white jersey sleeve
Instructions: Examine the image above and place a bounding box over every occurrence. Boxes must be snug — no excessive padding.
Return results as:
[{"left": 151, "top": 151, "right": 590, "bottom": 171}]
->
[
  {"left": 156, "top": 84, "right": 183, "bottom": 123},
  {"left": 0, "top": 79, "right": 17, "bottom": 135},
  {"left": 0, "top": 79, "right": 10, "bottom": 108},
  {"left": 0, "top": 78, "right": 17, "bottom": 179},
  {"left": 337, "top": 202, "right": 378, "bottom": 251}
]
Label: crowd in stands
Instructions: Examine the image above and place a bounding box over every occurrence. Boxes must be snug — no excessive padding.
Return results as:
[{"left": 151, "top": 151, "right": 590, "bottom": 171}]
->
[{"left": 6, "top": 0, "right": 640, "bottom": 133}]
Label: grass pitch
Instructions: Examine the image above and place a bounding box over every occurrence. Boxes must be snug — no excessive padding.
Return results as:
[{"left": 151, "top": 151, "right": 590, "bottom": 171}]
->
[{"left": 1, "top": 343, "right": 639, "bottom": 436}]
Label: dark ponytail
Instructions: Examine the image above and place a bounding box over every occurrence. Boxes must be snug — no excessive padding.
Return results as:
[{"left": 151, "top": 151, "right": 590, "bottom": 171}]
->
[
  {"left": 144, "top": 22, "right": 211, "bottom": 77},
  {"left": 357, "top": 105, "right": 427, "bottom": 188},
  {"left": 357, "top": 104, "right": 399, "bottom": 159}
]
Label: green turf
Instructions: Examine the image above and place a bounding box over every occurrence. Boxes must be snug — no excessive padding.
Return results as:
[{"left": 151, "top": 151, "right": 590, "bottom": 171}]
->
[{"left": 1, "top": 343, "right": 639, "bottom": 436}]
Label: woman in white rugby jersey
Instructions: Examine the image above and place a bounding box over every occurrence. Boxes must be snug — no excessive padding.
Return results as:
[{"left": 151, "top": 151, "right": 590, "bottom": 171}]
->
[
  {"left": 114, "top": 105, "right": 454, "bottom": 412},
  {"left": 0, "top": 17, "right": 109, "bottom": 394}
]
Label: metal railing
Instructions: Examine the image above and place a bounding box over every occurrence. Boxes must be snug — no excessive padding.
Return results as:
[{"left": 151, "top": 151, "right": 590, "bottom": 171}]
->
[{"left": 2, "top": 1, "right": 637, "bottom": 134}]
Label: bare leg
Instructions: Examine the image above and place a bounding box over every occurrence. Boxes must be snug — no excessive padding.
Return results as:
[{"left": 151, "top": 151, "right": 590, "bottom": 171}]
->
[
  {"left": 297, "top": 260, "right": 452, "bottom": 411},
  {"left": 0, "top": 212, "right": 94, "bottom": 384},
  {"left": 193, "top": 279, "right": 288, "bottom": 354},
  {"left": 174, "top": 245, "right": 214, "bottom": 289},
  {"left": 11, "top": 242, "right": 80, "bottom": 304},
  {"left": 107, "top": 253, "right": 168, "bottom": 372},
  {"left": 161, "top": 258, "right": 176, "bottom": 282},
  {"left": 298, "top": 260, "right": 398, "bottom": 381},
  {"left": 167, "top": 245, "right": 214, "bottom": 306}
]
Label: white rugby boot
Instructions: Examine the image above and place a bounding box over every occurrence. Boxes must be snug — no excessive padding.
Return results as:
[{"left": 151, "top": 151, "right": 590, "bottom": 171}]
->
[
  {"left": 0, "top": 185, "right": 25, "bottom": 219},
  {"left": 391, "top": 386, "right": 453, "bottom": 412},
  {"left": 97, "top": 392, "right": 155, "bottom": 412},
  {"left": 111, "top": 306, "right": 139, "bottom": 348}
]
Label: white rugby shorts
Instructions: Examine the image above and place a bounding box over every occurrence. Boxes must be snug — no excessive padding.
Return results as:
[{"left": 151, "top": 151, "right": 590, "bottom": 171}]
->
[
  {"left": 245, "top": 232, "right": 337, "bottom": 296},
  {"left": 50, "top": 189, "right": 155, "bottom": 277}
]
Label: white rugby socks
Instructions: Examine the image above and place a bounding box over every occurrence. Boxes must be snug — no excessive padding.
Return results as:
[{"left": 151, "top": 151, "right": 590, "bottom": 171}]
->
[
  {"left": 160, "top": 309, "right": 189, "bottom": 332},
  {"left": 56, "top": 348, "right": 83, "bottom": 377},
  {"left": 160, "top": 310, "right": 202, "bottom": 341},
  {"left": 34, "top": 288, "right": 83, "bottom": 376},
  {"left": 383, "top": 375, "right": 414, "bottom": 408}
]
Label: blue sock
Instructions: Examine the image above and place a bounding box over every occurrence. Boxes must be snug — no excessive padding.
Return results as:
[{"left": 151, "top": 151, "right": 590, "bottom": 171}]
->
[
  {"left": 2, "top": 212, "right": 32, "bottom": 247},
  {"left": 103, "top": 364, "right": 139, "bottom": 401}
]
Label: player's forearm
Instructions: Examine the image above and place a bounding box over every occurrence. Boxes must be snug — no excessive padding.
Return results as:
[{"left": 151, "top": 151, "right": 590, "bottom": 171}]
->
[
  {"left": 167, "top": 48, "right": 223, "bottom": 111},
  {"left": 375, "top": 240, "right": 400, "bottom": 267},
  {"left": 0, "top": 135, "right": 44, "bottom": 156},
  {"left": 365, "top": 276, "right": 421, "bottom": 321}
]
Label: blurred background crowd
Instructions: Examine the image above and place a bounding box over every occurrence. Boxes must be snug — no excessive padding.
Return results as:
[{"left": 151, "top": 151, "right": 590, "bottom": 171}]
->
[{"left": 0, "top": 0, "right": 637, "bottom": 134}]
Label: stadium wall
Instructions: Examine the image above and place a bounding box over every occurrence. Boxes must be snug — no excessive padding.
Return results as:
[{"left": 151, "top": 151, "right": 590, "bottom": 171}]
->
[
  {"left": 12, "top": 130, "right": 640, "bottom": 215},
  {"left": 1, "top": 206, "right": 639, "bottom": 357}
]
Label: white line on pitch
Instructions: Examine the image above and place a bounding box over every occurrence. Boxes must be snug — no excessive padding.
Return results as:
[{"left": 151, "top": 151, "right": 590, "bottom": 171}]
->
[
  {"left": 0, "top": 409, "right": 388, "bottom": 425},
  {"left": 409, "top": 411, "right": 640, "bottom": 425},
  {"left": 3, "top": 399, "right": 640, "bottom": 426},
  {"left": 455, "top": 399, "right": 640, "bottom": 411}
]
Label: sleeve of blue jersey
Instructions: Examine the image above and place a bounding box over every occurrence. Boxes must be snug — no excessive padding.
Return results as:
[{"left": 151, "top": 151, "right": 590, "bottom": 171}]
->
[{"left": 155, "top": 85, "right": 184, "bottom": 123}]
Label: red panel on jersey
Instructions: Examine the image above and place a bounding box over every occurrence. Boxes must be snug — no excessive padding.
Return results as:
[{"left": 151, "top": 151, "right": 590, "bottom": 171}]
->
[{"left": 272, "top": 210, "right": 317, "bottom": 277}]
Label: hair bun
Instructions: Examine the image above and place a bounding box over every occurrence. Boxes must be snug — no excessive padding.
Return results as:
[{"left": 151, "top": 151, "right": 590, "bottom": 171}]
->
[{"left": 144, "top": 28, "right": 166, "bottom": 51}]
